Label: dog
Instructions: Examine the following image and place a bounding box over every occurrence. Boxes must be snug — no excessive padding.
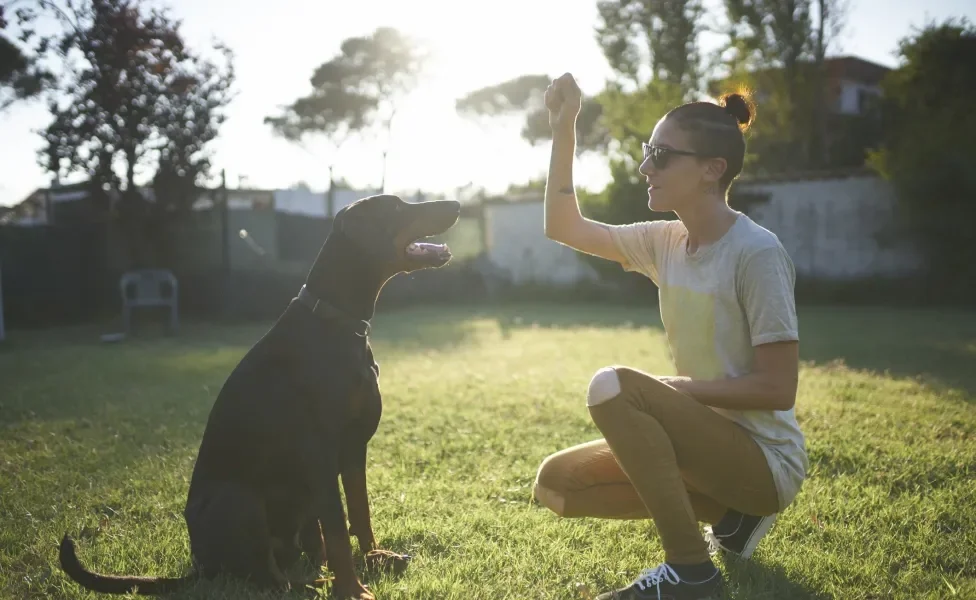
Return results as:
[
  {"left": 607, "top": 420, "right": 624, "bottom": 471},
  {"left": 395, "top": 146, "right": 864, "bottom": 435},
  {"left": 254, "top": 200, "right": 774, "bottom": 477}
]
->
[{"left": 59, "top": 194, "right": 461, "bottom": 598}]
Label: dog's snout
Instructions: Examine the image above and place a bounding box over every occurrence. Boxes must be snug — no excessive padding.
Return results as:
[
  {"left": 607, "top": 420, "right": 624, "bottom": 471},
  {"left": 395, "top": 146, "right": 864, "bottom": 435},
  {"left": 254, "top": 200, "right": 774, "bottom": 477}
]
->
[{"left": 423, "top": 200, "right": 460, "bottom": 214}]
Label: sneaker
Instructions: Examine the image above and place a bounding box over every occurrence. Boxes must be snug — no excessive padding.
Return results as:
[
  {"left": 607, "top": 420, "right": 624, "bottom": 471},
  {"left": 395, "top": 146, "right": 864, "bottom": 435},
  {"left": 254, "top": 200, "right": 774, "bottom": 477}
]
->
[
  {"left": 594, "top": 562, "right": 725, "bottom": 600},
  {"left": 704, "top": 509, "right": 777, "bottom": 559}
]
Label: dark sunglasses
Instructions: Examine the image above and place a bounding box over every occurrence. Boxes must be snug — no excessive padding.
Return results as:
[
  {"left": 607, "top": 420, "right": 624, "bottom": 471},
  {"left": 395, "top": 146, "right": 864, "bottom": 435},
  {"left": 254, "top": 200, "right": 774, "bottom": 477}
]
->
[{"left": 642, "top": 143, "right": 708, "bottom": 169}]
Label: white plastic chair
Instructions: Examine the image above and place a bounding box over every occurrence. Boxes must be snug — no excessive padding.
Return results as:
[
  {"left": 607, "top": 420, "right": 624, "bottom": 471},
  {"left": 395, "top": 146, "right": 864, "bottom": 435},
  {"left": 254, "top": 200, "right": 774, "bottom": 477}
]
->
[{"left": 120, "top": 269, "right": 179, "bottom": 334}]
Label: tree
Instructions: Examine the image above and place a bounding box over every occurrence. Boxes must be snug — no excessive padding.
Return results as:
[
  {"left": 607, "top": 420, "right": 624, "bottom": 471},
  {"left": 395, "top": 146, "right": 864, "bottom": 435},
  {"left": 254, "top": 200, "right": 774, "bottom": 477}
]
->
[
  {"left": 265, "top": 26, "right": 426, "bottom": 196},
  {"left": 152, "top": 42, "right": 235, "bottom": 215},
  {"left": 454, "top": 74, "right": 609, "bottom": 152},
  {"left": 714, "top": 0, "right": 850, "bottom": 171},
  {"left": 38, "top": 0, "right": 234, "bottom": 264},
  {"left": 867, "top": 18, "right": 976, "bottom": 298},
  {"left": 594, "top": 0, "right": 704, "bottom": 94},
  {"left": 455, "top": 0, "right": 704, "bottom": 155},
  {"left": 0, "top": 0, "right": 54, "bottom": 111}
]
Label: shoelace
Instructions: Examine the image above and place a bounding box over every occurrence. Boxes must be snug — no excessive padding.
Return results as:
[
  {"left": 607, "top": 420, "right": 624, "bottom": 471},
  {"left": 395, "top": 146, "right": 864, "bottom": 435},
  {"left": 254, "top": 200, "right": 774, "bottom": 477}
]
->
[{"left": 634, "top": 563, "right": 681, "bottom": 597}]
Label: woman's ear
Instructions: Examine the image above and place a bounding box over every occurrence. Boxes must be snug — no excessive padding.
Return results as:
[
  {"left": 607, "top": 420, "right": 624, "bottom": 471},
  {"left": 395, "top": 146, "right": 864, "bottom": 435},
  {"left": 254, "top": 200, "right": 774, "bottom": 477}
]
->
[{"left": 702, "top": 157, "right": 728, "bottom": 185}]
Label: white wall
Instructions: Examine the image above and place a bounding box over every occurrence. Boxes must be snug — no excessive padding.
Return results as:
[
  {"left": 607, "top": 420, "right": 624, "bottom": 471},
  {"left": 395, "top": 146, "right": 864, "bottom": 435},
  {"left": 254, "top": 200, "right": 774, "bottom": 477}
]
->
[
  {"left": 484, "top": 200, "right": 599, "bottom": 285},
  {"left": 838, "top": 80, "right": 881, "bottom": 115},
  {"left": 738, "top": 174, "right": 923, "bottom": 279}
]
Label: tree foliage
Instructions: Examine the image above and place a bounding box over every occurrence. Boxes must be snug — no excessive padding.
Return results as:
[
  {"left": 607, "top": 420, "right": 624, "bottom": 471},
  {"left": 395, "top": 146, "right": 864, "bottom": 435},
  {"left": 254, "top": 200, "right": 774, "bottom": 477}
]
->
[
  {"left": 867, "top": 18, "right": 976, "bottom": 293},
  {"left": 35, "top": 0, "right": 234, "bottom": 267},
  {"left": 455, "top": 74, "right": 609, "bottom": 152},
  {"left": 594, "top": 0, "right": 704, "bottom": 93},
  {"left": 455, "top": 0, "right": 704, "bottom": 157},
  {"left": 715, "top": 0, "right": 851, "bottom": 171},
  {"left": 0, "top": 0, "right": 55, "bottom": 111},
  {"left": 151, "top": 42, "right": 235, "bottom": 215},
  {"left": 39, "top": 0, "right": 234, "bottom": 203},
  {"left": 265, "top": 26, "right": 426, "bottom": 170}
]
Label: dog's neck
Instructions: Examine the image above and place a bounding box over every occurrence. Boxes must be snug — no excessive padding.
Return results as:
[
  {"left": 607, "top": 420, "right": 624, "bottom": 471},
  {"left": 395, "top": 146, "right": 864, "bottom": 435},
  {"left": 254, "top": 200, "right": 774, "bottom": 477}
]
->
[{"left": 303, "top": 234, "right": 391, "bottom": 323}]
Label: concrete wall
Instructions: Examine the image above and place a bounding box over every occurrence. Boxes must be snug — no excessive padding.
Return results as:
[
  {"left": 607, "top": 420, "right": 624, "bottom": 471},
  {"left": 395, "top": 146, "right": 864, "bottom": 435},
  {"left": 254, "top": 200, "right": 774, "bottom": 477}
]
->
[
  {"left": 737, "top": 173, "right": 923, "bottom": 279},
  {"left": 483, "top": 174, "right": 922, "bottom": 286},
  {"left": 484, "top": 200, "right": 599, "bottom": 285}
]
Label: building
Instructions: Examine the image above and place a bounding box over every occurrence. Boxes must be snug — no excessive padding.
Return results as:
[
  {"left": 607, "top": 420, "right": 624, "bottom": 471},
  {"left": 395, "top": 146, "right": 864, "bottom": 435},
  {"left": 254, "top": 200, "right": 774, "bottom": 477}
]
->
[
  {"left": 0, "top": 182, "right": 386, "bottom": 226},
  {"left": 709, "top": 55, "right": 890, "bottom": 169}
]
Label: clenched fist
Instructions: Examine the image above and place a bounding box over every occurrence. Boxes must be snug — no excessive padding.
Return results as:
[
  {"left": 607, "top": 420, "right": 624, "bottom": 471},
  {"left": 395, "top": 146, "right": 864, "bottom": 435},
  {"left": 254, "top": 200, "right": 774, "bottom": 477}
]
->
[{"left": 545, "top": 72, "right": 582, "bottom": 131}]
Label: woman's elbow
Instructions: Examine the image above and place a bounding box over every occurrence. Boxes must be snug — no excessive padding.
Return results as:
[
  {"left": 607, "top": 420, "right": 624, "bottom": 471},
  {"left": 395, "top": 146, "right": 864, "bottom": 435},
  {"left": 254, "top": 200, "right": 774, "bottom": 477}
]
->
[
  {"left": 770, "top": 380, "right": 798, "bottom": 411},
  {"left": 544, "top": 221, "right": 570, "bottom": 244},
  {"left": 772, "top": 393, "right": 795, "bottom": 411}
]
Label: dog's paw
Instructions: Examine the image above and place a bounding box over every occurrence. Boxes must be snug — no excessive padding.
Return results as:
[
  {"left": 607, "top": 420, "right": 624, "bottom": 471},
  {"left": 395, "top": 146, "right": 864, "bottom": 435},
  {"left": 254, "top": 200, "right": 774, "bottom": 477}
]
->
[
  {"left": 364, "top": 549, "right": 410, "bottom": 575},
  {"left": 333, "top": 581, "right": 374, "bottom": 600}
]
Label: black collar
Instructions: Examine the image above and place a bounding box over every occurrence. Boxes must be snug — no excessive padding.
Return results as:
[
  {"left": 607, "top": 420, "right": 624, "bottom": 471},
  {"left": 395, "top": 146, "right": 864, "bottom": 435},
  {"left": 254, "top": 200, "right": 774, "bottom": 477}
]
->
[{"left": 296, "top": 285, "right": 371, "bottom": 338}]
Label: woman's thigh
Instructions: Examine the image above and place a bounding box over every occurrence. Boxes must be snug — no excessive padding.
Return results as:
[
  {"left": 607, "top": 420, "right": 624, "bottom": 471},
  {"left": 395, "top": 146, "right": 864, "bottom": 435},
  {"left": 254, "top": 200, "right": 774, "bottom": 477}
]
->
[
  {"left": 608, "top": 366, "right": 780, "bottom": 517},
  {"left": 533, "top": 438, "right": 728, "bottom": 523}
]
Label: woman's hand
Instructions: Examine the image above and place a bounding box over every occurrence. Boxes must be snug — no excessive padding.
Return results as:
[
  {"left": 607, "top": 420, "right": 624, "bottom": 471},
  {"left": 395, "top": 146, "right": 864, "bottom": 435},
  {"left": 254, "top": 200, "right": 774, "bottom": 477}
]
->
[{"left": 545, "top": 72, "right": 582, "bottom": 132}]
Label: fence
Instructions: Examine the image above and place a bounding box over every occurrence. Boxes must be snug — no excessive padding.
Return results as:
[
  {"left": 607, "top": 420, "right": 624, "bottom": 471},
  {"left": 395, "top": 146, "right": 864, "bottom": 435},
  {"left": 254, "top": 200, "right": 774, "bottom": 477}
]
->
[
  {"left": 0, "top": 221, "right": 122, "bottom": 327},
  {"left": 0, "top": 205, "right": 495, "bottom": 329}
]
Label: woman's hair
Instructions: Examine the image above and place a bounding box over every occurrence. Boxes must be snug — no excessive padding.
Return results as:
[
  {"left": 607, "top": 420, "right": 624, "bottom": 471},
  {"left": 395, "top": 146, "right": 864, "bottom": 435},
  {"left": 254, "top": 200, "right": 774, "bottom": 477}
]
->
[{"left": 664, "top": 90, "right": 756, "bottom": 193}]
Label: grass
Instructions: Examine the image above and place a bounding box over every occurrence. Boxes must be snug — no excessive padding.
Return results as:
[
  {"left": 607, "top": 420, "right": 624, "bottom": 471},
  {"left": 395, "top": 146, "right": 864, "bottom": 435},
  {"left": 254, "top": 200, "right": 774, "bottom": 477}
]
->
[{"left": 1, "top": 302, "right": 974, "bottom": 600}]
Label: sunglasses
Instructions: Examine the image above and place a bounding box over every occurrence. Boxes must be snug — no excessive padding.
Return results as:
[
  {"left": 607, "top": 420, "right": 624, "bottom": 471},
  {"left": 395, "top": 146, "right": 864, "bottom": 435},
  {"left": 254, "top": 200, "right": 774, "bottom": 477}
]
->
[{"left": 642, "top": 143, "right": 709, "bottom": 169}]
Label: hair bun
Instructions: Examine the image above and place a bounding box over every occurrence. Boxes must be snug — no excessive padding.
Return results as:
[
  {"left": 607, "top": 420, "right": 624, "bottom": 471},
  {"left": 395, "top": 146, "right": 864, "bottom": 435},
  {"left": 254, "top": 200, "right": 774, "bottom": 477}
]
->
[{"left": 720, "top": 92, "right": 755, "bottom": 131}]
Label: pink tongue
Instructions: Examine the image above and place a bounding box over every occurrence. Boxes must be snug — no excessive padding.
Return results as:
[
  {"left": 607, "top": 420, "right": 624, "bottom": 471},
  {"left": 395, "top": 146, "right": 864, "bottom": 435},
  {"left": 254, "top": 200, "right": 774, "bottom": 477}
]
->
[{"left": 406, "top": 242, "right": 447, "bottom": 256}]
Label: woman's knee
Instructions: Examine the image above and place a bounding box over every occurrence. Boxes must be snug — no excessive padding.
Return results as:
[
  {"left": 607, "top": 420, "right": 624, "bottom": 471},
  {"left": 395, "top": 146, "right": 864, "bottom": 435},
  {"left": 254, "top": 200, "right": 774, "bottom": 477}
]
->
[
  {"left": 586, "top": 366, "right": 623, "bottom": 407},
  {"left": 532, "top": 453, "right": 568, "bottom": 516},
  {"left": 590, "top": 366, "right": 677, "bottom": 407}
]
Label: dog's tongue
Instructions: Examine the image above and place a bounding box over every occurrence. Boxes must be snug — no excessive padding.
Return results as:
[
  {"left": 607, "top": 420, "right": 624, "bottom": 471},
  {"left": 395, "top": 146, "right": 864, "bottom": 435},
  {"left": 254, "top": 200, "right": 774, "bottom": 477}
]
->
[{"left": 406, "top": 242, "right": 448, "bottom": 256}]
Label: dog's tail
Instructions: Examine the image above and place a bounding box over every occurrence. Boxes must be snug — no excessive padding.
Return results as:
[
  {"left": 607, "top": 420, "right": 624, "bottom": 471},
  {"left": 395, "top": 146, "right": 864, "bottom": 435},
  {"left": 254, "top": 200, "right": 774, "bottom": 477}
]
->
[{"left": 59, "top": 534, "right": 196, "bottom": 595}]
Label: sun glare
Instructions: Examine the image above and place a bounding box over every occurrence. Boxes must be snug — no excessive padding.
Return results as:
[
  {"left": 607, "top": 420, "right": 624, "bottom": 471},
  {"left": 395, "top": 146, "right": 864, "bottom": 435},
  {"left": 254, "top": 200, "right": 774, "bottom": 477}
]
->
[{"left": 336, "top": 0, "right": 612, "bottom": 198}]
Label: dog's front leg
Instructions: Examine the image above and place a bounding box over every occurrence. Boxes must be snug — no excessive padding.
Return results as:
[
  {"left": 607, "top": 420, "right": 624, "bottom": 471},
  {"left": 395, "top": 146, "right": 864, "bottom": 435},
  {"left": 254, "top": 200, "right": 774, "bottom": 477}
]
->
[
  {"left": 341, "top": 443, "right": 410, "bottom": 575},
  {"left": 312, "top": 456, "right": 373, "bottom": 599},
  {"left": 341, "top": 442, "right": 376, "bottom": 552}
]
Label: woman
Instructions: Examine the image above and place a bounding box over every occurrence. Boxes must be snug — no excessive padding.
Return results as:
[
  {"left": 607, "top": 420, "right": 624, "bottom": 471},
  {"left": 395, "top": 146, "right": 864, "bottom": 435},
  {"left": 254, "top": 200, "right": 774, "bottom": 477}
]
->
[{"left": 533, "top": 73, "right": 808, "bottom": 600}]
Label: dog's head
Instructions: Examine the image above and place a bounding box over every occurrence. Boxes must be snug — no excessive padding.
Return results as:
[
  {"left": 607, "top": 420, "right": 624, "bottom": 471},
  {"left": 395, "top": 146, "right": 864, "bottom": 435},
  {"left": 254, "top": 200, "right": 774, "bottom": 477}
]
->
[{"left": 329, "top": 194, "right": 461, "bottom": 275}]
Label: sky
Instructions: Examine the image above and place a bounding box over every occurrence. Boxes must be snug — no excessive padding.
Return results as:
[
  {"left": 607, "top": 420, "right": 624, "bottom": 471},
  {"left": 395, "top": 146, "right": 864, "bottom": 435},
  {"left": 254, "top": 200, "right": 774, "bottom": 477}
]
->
[{"left": 1, "top": 0, "right": 974, "bottom": 207}]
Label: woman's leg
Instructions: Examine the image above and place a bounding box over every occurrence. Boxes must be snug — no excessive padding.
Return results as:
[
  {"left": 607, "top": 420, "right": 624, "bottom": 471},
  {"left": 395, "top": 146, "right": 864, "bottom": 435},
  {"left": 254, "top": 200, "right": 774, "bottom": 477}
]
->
[
  {"left": 584, "top": 365, "right": 779, "bottom": 566},
  {"left": 533, "top": 439, "right": 727, "bottom": 525}
]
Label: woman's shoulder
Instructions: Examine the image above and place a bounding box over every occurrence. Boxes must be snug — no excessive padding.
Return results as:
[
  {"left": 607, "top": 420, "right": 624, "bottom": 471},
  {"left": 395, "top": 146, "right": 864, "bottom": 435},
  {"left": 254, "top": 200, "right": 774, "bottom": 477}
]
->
[{"left": 732, "top": 214, "right": 790, "bottom": 257}]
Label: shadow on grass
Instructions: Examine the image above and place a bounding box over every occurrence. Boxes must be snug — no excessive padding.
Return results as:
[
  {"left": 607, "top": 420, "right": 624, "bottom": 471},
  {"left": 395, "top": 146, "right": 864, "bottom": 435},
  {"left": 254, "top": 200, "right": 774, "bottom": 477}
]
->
[
  {"left": 722, "top": 556, "right": 829, "bottom": 599},
  {"left": 793, "top": 306, "right": 976, "bottom": 399},
  {"left": 372, "top": 301, "right": 661, "bottom": 352},
  {"left": 375, "top": 302, "right": 976, "bottom": 399},
  {"left": 90, "top": 549, "right": 408, "bottom": 600},
  {"left": 383, "top": 302, "right": 976, "bottom": 399}
]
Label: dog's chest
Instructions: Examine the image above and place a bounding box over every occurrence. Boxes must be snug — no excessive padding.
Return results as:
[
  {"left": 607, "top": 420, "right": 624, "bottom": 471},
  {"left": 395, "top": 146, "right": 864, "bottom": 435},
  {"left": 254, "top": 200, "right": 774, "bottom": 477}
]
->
[{"left": 346, "top": 362, "right": 380, "bottom": 420}]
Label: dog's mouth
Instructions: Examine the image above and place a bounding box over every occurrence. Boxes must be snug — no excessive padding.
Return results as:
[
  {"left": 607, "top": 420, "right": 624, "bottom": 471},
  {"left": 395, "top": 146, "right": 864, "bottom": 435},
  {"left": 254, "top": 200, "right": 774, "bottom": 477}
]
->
[
  {"left": 397, "top": 200, "right": 460, "bottom": 269},
  {"left": 404, "top": 237, "right": 452, "bottom": 267}
]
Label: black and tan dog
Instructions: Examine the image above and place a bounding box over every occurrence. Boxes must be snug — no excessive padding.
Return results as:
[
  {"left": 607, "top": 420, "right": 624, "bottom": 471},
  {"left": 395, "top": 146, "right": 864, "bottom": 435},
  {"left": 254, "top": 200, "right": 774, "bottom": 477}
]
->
[{"left": 59, "top": 194, "right": 461, "bottom": 599}]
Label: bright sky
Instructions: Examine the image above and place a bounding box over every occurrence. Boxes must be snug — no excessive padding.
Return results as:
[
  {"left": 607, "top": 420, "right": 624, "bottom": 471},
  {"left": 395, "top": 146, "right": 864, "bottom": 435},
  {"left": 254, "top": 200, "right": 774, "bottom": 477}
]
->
[{"left": 1, "top": 0, "right": 974, "bottom": 207}]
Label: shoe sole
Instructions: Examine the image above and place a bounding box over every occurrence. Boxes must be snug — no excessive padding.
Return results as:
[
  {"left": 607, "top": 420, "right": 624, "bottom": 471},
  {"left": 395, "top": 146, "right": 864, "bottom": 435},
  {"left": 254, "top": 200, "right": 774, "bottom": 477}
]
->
[{"left": 704, "top": 515, "right": 776, "bottom": 560}]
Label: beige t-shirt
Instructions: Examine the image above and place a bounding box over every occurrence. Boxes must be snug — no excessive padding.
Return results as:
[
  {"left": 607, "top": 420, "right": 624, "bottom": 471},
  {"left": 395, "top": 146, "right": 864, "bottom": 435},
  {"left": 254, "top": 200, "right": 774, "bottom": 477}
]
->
[{"left": 607, "top": 212, "right": 808, "bottom": 510}]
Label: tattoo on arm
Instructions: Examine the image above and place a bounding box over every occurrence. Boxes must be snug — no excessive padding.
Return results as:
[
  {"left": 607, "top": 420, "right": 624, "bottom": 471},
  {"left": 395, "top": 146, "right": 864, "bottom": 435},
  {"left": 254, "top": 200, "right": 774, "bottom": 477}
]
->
[{"left": 557, "top": 186, "right": 575, "bottom": 195}]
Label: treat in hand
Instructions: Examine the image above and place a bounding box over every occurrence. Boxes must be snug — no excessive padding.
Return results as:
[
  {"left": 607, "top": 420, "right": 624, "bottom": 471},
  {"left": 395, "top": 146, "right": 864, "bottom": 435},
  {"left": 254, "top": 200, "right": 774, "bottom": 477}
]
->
[{"left": 544, "top": 72, "right": 582, "bottom": 130}]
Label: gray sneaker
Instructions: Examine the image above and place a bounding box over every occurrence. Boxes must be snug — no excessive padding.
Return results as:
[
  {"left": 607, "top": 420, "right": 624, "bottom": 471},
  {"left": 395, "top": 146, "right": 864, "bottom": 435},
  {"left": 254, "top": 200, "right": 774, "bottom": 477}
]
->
[
  {"left": 704, "top": 509, "right": 777, "bottom": 560},
  {"left": 594, "top": 562, "right": 725, "bottom": 600}
]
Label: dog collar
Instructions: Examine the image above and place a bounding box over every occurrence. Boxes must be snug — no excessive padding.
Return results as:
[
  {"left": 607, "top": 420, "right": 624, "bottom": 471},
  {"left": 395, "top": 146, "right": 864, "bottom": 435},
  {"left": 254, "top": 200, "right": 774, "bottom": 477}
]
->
[{"left": 297, "top": 285, "right": 371, "bottom": 338}]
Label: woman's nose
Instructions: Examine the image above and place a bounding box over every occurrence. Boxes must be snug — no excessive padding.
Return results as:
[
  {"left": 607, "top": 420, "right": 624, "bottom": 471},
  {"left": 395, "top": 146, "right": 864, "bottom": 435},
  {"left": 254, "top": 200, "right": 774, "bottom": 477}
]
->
[{"left": 639, "top": 157, "right": 655, "bottom": 177}]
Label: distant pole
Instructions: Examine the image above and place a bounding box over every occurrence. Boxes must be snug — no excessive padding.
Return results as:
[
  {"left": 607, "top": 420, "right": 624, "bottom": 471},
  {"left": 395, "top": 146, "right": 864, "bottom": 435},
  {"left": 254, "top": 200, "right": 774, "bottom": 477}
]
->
[
  {"left": 380, "top": 150, "right": 387, "bottom": 194},
  {"left": 0, "top": 259, "right": 5, "bottom": 342},
  {"left": 327, "top": 165, "right": 335, "bottom": 218},
  {"left": 220, "top": 169, "right": 229, "bottom": 273}
]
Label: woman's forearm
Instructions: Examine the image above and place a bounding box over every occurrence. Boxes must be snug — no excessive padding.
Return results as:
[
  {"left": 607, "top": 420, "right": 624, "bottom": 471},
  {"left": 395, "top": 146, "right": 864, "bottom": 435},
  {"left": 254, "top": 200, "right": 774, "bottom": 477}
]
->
[
  {"left": 544, "top": 123, "right": 583, "bottom": 239},
  {"left": 664, "top": 373, "right": 796, "bottom": 411}
]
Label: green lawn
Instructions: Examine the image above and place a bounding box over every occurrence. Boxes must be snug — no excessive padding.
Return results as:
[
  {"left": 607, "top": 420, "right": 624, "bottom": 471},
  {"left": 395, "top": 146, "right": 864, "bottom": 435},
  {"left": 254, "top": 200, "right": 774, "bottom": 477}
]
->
[{"left": 1, "top": 303, "right": 974, "bottom": 599}]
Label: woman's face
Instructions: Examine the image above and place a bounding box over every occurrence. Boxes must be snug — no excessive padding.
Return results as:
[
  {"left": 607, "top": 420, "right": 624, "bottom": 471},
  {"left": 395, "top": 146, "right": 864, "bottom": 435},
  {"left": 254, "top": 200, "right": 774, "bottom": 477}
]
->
[{"left": 639, "top": 117, "right": 721, "bottom": 213}]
